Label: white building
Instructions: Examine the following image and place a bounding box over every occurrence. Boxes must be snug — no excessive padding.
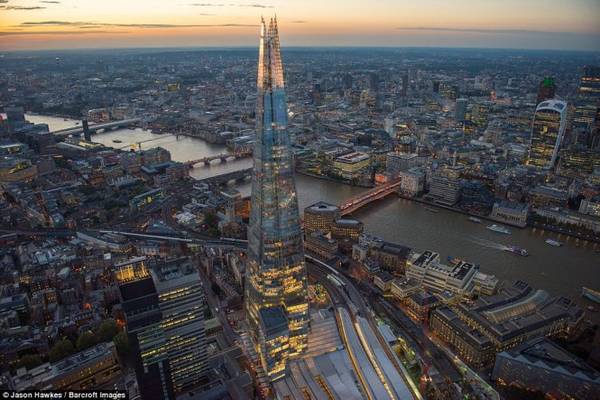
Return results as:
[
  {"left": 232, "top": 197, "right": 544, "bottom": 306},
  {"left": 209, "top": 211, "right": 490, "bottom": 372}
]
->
[{"left": 406, "top": 251, "right": 498, "bottom": 296}]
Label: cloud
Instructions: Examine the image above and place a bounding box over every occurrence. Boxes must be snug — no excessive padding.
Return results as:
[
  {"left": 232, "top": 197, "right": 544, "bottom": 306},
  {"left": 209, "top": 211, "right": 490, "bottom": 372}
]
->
[
  {"left": 188, "top": 2, "right": 273, "bottom": 7},
  {"left": 19, "top": 20, "right": 257, "bottom": 28},
  {"left": 0, "top": 0, "right": 9, "bottom": 3},
  {"left": 241, "top": 3, "right": 273, "bottom": 8},
  {"left": 0, "top": 30, "right": 127, "bottom": 36},
  {"left": 291, "top": 20, "right": 307, "bottom": 24},
  {"left": 40, "top": 1, "right": 61, "bottom": 3},
  {"left": 3, "top": 6, "right": 46, "bottom": 9},
  {"left": 397, "top": 27, "right": 566, "bottom": 35}
]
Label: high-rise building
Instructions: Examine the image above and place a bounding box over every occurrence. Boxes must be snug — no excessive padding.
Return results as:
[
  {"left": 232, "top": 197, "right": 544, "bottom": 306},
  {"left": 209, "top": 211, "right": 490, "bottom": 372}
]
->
[
  {"left": 342, "top": 72, "right": 353, "bottom": 90},
  {"left": 455, "top": 98, "right": 467, "bottom": 122},
  {"left": 526, "top": 100, "right": 567, "bottom": 169},
  {"left": 116, "top": 257, "right": 208, "bottom": 399},
  {"left": 579, "top": 66, "right": 600, "bottom": 98},
  {"left": 536, "top": 77, "right": 556, "bottom": 103},
  {"left": 401, "top": 74, "right": 409, "bottom": 97},
  {"left": 116, "top": 258, "right": 174, "bottom": 400},
  {"left": 368, "top": 71, "right": 380, "bottom": 93},
  {"left": 245, "top": 17, "right": 309, "bottom": 382},
  {"left": 151, "top": 258, "right": 208, "bottom": 394},
  {"left": 573, "top": 66, "right": 600, "bottom": 149}
]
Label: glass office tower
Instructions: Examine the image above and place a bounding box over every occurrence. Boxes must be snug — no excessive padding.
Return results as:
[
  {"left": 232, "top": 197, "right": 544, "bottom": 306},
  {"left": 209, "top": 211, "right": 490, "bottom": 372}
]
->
[
  {"left": 526, "top": 100, "right": 567, "bottom": 170},
  {"left": 245, "top": 17, "right": 309, "bottom": 381}
]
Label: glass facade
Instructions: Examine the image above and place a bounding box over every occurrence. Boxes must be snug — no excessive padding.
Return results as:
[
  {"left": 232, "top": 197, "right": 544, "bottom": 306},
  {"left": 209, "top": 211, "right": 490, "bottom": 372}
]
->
[
  {"left": 245, "top": 17, "right": 309, "bottom": 380},
  {"left": 526, "top": 100, "right": 567, "bottom": 169}
]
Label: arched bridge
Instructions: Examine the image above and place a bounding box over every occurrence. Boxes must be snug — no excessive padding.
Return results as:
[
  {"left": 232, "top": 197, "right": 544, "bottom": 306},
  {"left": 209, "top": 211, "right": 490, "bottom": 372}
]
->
[
  {"left": 339, "top": 178, "right": 401, "bottom": 216},
  {"left": 51, "top": 118, "right": 141, "bottom": 137},
  {"left": 184, "top": 150, "right": 252, "bottom": 167}
]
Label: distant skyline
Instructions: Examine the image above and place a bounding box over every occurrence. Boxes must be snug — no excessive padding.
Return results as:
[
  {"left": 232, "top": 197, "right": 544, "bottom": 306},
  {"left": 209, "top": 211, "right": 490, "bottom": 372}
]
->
[{"left": 1, "top": 0, "right": 599, "bottom": 51}]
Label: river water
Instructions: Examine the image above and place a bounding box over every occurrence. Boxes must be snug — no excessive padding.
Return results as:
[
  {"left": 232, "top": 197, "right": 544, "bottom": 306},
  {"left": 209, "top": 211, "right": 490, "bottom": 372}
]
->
[{"left": 26, "top": 114, "right": 600, "bottom": 315}]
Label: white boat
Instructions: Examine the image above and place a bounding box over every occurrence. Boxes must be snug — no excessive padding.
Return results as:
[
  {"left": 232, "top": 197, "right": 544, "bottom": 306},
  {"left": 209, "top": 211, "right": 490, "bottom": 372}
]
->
[
  {"left": 486, "top": 224, "right": 511, "bottom": 234},
  {"left": 582, "top": 287, "right": 600, "bottom": 304},
  {"left": 468, "top": 216, "right": 482, "bottom": 223},
  {"left": 545, "top": 239, "right": 562, "bottom": 247}
]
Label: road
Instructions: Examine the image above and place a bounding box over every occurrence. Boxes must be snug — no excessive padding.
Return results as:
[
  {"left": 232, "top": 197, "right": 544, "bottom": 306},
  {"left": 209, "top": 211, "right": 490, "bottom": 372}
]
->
[{"left": 196, "top": 260, "right": 239, "bottom": 347}]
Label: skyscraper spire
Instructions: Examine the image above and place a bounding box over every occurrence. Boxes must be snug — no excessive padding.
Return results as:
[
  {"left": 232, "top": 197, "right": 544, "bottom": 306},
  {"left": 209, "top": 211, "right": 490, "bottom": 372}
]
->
[{"left": 245, "top": 16, "right": 309, "bottom": 382}]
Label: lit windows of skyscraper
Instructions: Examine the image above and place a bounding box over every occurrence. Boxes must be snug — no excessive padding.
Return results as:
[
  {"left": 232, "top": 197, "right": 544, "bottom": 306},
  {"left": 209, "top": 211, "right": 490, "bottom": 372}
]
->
[
  {"left": 526, "top": 100, "right": 568, "bottom": 170},
  {"left": 579, "top": 66, "right": 600, "bottom": 97},
  {"left": 573, "top": 66, "right": 600, "bottom": 149},
  {"left": 152, "top": 258, "right": 208, "bottom": 394},
  {"left": 245, "top": 17, "right": 309, "bottom": 381},
  {"left": 116, "top": 257, "right": 174, "bottom": 400},
  {"left": 116, "top": 257, "right": 208, "bottom": 398}
]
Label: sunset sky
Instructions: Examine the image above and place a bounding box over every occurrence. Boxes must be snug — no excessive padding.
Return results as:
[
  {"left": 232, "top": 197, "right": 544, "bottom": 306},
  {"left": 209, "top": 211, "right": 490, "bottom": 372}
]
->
[{"left": 1, "top": 0, "right": 599, "bottom": 51}]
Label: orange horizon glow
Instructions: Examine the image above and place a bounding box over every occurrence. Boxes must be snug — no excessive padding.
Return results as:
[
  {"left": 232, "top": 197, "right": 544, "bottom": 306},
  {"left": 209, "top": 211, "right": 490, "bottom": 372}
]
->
[{"left": 1, "top": 0, "right": 599, "bottom": 51}]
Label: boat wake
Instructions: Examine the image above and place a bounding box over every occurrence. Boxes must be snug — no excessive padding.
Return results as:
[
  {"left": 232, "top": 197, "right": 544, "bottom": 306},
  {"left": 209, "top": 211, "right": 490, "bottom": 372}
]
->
[{"left": 468, "top": 236, "right": 506, "bottom": 251}]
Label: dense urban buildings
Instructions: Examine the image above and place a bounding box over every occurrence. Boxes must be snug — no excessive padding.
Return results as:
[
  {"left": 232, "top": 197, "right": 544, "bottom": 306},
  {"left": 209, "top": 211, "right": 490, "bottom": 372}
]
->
[{"left": 1, "top": 9, "right": 600, "bottom": 400}]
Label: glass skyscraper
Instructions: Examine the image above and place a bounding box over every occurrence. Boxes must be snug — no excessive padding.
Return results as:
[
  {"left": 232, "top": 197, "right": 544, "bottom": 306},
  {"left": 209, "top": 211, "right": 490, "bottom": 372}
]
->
[
  {"left": 526, "top": 99, "right": 567, "bottom": 170},
  {"left": 245, "top": 17, "right": 309, "bottom": 381}
]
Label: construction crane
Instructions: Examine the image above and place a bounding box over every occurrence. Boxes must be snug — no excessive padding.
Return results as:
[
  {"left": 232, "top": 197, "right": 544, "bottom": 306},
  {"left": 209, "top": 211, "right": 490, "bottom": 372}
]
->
[{"left": 118, "top": 134, "right": 175, "bottom": 151}]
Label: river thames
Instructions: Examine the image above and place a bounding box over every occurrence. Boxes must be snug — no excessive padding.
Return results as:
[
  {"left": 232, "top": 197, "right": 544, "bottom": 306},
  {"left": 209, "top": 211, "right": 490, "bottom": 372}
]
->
[{"left": 27, "top": 114, "right": 600, "bottom": 316}]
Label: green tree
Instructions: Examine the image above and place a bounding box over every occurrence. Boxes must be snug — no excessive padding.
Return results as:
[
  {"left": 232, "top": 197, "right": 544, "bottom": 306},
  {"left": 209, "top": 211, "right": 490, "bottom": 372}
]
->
[
  {"left": 49, "top": 338, "right": 75, "bottom": 362},
  {"left": 17, "top": 354, "right": 43, "bottom": 370},
  {"left": 97, "top": 319, "right": 119, "bottom": 342},
  {"left": 76, "top": 330, "right": 98, "bottom": 351},
  {"left": 113, "top": 331, "right": 130, "bottom": 357}
]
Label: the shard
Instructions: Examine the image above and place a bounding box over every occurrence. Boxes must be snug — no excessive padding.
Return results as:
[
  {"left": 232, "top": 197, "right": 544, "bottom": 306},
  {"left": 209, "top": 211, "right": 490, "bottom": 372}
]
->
[{"left": 244, "top": 16, "right": 309, "bottom": 381}]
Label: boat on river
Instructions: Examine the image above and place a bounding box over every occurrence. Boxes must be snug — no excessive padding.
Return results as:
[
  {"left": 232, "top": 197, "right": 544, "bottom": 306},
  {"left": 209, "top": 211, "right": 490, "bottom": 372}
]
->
[
  {"left": 582, "top": 287, "right": 600, "bottom": 304},
  {"left": 545, "top": 239, "right": 562, "bottom": 247},
  {"left": 503, "top": 246, "right": 529, "bottom": 257},
  {"left": 424, "top": 207, "right": 439, "bottom": 213},
  {"left": 112, "top": 139, "right": 123, "bottom": 144},
  {"left": 487, "top": 224, "right": 511, "bottom": 234},
  {"left": 468, "top": 216, "right": 482, "bottom": 223}
]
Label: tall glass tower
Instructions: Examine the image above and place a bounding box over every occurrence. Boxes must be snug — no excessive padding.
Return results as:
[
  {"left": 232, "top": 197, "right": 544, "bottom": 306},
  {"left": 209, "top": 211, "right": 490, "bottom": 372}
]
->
[
  {"left": 526, "top": 100, "right": 567, "bottom": 170},
  {"left": 245, "top": 16, "right": 309, "bottom": 381}
]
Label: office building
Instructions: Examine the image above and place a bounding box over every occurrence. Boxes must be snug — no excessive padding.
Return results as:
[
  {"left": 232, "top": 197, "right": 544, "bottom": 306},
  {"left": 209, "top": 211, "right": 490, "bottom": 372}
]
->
[
  {"left": 151, "top": 258, "right": 209, "bottom": 393},
  {"left": 579, "top": 65, "right": 600, "bottom": 98},
  {"left": 116, "top": 257, "right": 174, "bottom": 400},
  {"left": 386, "top": 152, "right": 419, "bottom": 178},
  {"left": 11, "top": 342, "right": 120, "bottom": 391},
  {"left": 304, "top": 231, "right": 339, "bottom": 262},
  {"left": 245, "top": 17, "right": 309, "bottom": 381},
  {"left": 573, "top": 66, "right": 600, "bottom": 149},
  {"left": 428, "top": 165, "right": 463, "bottom": 206},
  {"left": 536, "top": 77, "right": 556, "bottom": 103},
  {"left": 490, "top": 201, "right": 529, "bottom": 228},
  {"left": 333, "top": 151, "right": 370, "bottom": 180},
  {"left": 406, "top": 251, "right": 498, "bottom": 296},
  {"left": 303, "top": 201, "right": 340, "bottom": 235},
  {"left": 430, "top": 281, "right": 583, "bottom": 368},
  {"left": 398, "top": 167, "right": 425, "bottom": 197},
  {"left": 579, "top": 197, "right": 600, "bottom": 217},
  {"left": 331, "top": 218, "right": 364, "bottom": 241},
  {"left": 455, "top": 98, "right": 467, "bottom": 122},
  {"left": 492, "top": 337, "right": 600, "bottom": 399},
  {"left": 526, "top": 100, "right": 568, "bottom": 169}
]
